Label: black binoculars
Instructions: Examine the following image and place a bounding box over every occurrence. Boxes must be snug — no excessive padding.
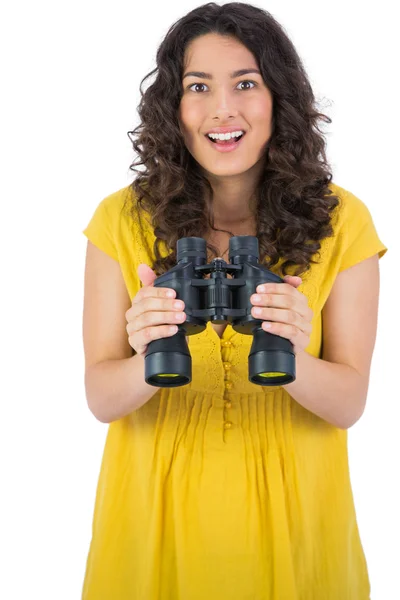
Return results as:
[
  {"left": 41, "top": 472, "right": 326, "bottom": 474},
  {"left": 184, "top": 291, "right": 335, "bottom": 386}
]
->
[{"left": 144, "top": 235, "right": 296, "bottom": 388}]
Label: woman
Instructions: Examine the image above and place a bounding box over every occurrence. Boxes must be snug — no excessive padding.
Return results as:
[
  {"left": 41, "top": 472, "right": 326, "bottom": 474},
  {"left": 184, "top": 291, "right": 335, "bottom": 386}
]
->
[{"left": 82, "top": 3, "right": 387, "bottom": 598}]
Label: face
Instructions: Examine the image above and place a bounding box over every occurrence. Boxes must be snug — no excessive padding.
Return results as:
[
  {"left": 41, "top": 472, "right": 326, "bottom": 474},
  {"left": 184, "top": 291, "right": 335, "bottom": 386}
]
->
[{"left": 178, "top": 33, "right": 273, "bottom": 179}]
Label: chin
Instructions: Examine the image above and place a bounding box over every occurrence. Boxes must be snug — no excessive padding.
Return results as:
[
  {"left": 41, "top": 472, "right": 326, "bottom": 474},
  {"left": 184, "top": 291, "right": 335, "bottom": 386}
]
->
[{"left": 203, "top": 162, "right": 255, "bottom": 176}]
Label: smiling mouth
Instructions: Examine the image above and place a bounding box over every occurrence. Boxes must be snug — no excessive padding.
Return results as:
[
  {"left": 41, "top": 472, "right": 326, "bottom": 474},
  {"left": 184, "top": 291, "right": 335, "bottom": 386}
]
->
[{"left": 206, "top": 132, "right": 246, "bottom": 144}]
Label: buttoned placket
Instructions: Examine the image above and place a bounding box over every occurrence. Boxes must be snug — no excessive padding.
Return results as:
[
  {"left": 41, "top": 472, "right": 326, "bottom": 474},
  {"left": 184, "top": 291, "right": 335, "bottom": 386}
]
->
[{"left": 221, "top": 340, "right": 234, "bottom": 436}]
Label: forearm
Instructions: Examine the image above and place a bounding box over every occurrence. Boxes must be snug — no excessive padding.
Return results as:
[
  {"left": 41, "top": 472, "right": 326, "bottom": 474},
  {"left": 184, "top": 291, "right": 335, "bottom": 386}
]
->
[
  {"left": 85, "top": 353, "right": 160, "bottom": 423},
  {"left": 283, "top": 351, "right": 368, "bottom": 429}
]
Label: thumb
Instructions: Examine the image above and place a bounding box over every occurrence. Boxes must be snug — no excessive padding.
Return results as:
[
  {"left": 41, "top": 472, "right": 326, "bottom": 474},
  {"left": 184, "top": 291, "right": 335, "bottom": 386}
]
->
[
  {"left": 137, "top": 263, "right": 158, "bottom": 287},
  {"left": 283, "top": 275, "right": 303, "bottom": 288}
]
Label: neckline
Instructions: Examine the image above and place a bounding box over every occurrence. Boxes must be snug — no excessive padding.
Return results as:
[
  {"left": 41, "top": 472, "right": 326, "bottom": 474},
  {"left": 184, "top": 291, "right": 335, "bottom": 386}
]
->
[{"left": 206, "top": 320, "right": 235, "bottom": 342}]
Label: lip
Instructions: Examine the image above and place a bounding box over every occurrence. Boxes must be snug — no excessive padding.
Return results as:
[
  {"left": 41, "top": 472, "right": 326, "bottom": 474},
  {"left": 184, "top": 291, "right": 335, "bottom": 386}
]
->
[{"left": 205, "top": 132, "right": 246, "bottom": 153}]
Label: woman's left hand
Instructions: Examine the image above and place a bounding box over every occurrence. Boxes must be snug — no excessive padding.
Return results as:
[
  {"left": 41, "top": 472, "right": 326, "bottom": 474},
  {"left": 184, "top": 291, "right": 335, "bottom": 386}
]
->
[{"left": 250, "top": 275, "right": 313, "bottom": 355}]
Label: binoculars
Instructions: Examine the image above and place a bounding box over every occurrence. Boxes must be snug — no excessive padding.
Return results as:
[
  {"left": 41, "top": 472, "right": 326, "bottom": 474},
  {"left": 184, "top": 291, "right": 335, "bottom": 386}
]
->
[{"left": 144, "top": 235, "right": 296, "bottom": 388}]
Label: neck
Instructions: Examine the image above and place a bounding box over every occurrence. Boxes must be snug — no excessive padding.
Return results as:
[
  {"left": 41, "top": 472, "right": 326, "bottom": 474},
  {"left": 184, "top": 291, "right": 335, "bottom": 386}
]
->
[
  {"left": 209, "top": 189, "right": 258, "bottom": 230},
  {"left": 203, "top": 159, "right": 263, "bottom": 226}
]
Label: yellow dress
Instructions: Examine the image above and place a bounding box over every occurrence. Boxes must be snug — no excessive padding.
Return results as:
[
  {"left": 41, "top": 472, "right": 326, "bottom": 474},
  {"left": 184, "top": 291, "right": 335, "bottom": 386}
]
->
[{"left": 82, "top": 182, "right": 387, "bottom": 599}]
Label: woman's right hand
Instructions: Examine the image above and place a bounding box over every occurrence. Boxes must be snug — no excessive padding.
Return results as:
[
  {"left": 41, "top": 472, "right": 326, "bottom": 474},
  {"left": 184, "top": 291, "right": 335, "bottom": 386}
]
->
[{"left": 125, "top": 263, "right": 187, "bottom": 356}]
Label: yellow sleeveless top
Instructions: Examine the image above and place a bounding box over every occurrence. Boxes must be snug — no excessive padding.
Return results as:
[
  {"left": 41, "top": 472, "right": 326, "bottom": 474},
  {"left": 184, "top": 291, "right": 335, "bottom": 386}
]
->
[{"left": 82, "top": 182, "right": 387, "bottom": 599}]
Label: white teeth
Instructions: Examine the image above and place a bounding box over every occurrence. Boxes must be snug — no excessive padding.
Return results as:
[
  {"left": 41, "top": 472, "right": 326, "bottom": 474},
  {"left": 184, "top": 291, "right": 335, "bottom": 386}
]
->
[{"left": 207, "top": 130, "right": 244, "bottom": 141}]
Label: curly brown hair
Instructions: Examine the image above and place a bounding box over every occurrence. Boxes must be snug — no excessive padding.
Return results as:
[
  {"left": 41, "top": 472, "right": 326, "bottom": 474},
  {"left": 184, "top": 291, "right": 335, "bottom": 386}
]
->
[{"left": 125, "top": 2, "right": 340, "bottom": 278}]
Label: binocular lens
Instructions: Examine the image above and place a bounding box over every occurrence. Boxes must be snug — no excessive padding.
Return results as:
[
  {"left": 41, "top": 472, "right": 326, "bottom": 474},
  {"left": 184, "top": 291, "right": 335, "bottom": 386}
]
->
[
  {"left": 147, "top": 373, "right": 190, "bottom": 386},
  {"left": 156, "top": 373, "right": 180, "bottom": 377},
  {"left": 258, "top": 371, "right": 287, "bottom": 378}
]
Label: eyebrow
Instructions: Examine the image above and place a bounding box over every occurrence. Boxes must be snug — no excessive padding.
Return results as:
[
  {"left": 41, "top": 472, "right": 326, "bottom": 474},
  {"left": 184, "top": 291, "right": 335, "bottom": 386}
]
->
[{"left": 182, "top": 68, "right": 261, "bottom": 80}]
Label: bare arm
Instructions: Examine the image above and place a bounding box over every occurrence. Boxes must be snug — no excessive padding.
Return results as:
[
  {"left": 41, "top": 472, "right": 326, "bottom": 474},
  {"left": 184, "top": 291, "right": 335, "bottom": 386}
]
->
[
  {"left": 82, "top": 241, "right": 160, "bottom": 423},
  {"left": 283, "top": 351, "right": 368, "bottom": 429},
  {"left": 283, "top": 254, "right": 380, "bottom": 429},
  {"left": 85, "top": 354, "right": 160, "bottom": 423}
]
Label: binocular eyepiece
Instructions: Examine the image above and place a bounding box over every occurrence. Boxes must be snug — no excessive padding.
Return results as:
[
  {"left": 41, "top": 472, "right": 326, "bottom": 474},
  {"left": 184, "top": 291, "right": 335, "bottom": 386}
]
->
[{"left": 144, "top": 235, "right": 296, "bottom": 388}]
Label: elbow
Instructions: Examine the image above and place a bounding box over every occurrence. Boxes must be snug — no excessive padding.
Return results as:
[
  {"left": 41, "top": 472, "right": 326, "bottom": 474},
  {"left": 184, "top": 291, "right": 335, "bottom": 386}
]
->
[
  {"left": 345, "top": 405, "right": 366, "bottom": 429},
  {"left": 86, "top": 398, "right": 110, "bottom": 424},
  {"left": 336, "top": 396, "right": 367, "bottom": 430},
  {"left": 337, "top": 370, "right": 369, "bottom": 429},
  {"left": 85, "top": 380, "right": 112, "bottom": 424},
  {"left": 85, "top": 367, "right": 112, "bottom": 424}
]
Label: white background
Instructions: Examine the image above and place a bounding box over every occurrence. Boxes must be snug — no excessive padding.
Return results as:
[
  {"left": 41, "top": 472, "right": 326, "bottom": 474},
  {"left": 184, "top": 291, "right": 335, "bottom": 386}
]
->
[{"left": 1, "top": 1, "right": 398, "bottom": 598}]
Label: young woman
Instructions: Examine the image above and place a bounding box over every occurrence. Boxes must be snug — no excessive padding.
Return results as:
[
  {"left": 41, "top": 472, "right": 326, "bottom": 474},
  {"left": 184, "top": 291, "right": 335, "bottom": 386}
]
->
[{"left": 82, "top": 3, "right": 387, "bottom": 598}]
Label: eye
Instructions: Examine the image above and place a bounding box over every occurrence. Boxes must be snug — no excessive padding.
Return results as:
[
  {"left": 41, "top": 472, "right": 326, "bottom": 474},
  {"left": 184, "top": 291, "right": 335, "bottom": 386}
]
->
[
  {"left": 237, "top": 80, "right": 256, "bottom": 91},
  {"left": 187, "top": 80, "right": 257, "bottom": 93}
]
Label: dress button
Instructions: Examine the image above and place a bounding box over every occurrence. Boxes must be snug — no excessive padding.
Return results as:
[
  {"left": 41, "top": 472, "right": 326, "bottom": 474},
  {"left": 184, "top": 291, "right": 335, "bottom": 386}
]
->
[
  {"left": 224, "top": 421, "right": 233, "bottom": 430},
  {"left": 223, "top": 362, "right": 231, "bottom": 370},
  {"left": 224, "top": 401, "right": 232, "bottom": 409},
  {"left": 225, "top": 381, "right": 233, "bottom": 390},
  {"left": 221, "top": 341, "right": 232, "bottom": 347}
]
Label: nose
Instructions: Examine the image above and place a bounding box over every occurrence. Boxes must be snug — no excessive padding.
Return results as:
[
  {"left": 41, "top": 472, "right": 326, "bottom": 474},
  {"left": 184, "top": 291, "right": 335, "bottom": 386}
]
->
[{"left": 211, "top": 87, "right": 239, "bottom": 120}]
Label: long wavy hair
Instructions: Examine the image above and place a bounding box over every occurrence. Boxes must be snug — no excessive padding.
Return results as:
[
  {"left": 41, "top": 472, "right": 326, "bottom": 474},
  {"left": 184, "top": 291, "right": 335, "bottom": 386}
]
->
[{"left": 126, "top": 2, "right": 340, "bottom": 278}]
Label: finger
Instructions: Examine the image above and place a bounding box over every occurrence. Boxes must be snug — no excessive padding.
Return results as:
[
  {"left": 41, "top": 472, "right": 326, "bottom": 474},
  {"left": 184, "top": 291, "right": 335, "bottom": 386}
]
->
[
  {"left": 283, "top": 275, "right": 302, "bottom": 288},
  {"left": 128, "top": 308, "right": 186, "bottom": 338},
  {"left": 261, "top": 320, "right": 309, "bottom": 348},
  {"left": 268, "top": 284, "right": 312, "bottom": 319},
  {"left": 261, "top": 282, "right": 299, "bottom": 297},
  {"left": 127, "top": 297, "right": 184, "bottom": 334},
  {"left": 132, "top": 285, "right": 176, "bottom": 305},
  {"left": 137, "top": 263, "right": 157, "bottom": 287},
  {"left": 280, "top": 283, "right": 313, "bottom": 319},
  {"left": 252, "top": 306, "right": 310, "bottom": 333},
  {"left": 252, "top": 293, "right": 311, "bottom": 321},
  {"left": 128, "top": 323, "right": 180, "bottom": 355}
]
